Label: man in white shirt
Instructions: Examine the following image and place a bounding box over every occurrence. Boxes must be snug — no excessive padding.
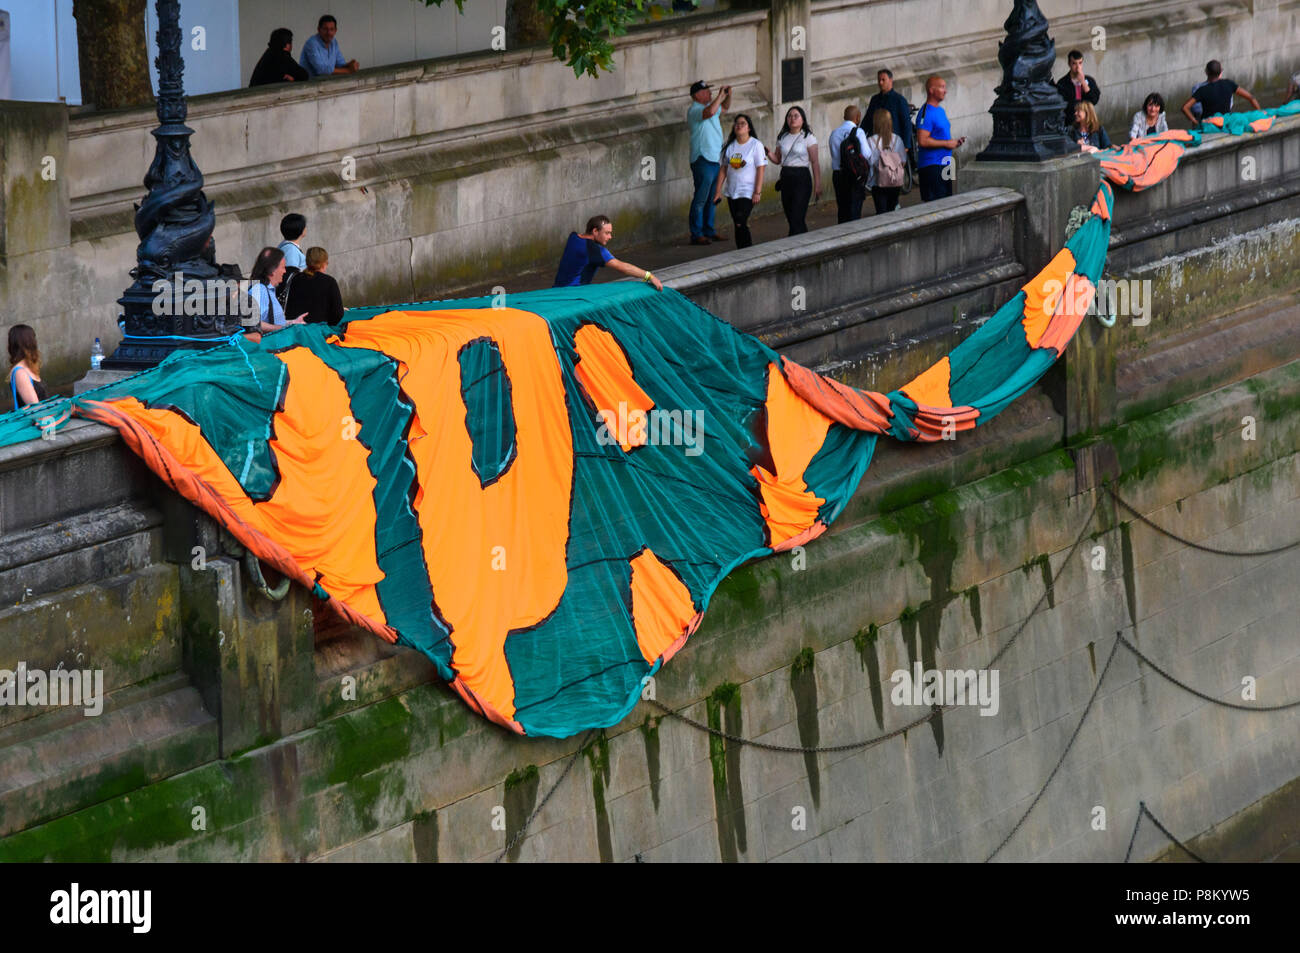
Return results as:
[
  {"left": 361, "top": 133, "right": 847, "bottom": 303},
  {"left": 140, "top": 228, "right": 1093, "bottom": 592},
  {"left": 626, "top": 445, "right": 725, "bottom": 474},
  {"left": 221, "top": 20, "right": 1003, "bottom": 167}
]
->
[{"left": 827, "top": 105, "right": 870, "bottom": 223}]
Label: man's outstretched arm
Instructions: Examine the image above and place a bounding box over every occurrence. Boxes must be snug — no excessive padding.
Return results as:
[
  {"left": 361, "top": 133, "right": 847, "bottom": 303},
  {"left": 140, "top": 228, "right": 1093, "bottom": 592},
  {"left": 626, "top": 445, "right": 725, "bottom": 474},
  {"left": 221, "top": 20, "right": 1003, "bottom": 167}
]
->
[{"left": 607, "top": 258, "right": 663, "bottom": 290}]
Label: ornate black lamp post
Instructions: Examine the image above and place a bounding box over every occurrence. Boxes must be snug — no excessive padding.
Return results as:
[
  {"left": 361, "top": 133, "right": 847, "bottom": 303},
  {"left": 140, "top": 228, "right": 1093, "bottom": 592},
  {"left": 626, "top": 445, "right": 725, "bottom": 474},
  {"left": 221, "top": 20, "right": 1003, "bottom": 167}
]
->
[
  {"left": 977, "top": 0, "right": 1078, "bottom": 162},
  {"left": 104, "top": 0, "right": 243, "bottom": 370}
]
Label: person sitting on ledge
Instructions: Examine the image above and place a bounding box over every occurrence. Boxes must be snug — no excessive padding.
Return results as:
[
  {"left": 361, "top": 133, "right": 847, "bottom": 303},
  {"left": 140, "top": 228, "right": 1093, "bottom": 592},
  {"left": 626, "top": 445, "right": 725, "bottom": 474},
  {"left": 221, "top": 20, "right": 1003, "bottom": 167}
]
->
[
  {"left": 552, "top": 215, "right": 663, "bottom": 290},
  {"left": 249, "top": 28, "right": 308, "bottom": 87},
  {"left": 1070, "top": 101, "right": 1111, "bottom": 153},
  {"left": 1181, "top": 59, "right": 1260, "bottom": 126},
  {"left": 1129, "top": 92, "right": 1168, "bottom": 141},
  {"left": 7, "top": 324, "right": 48, "bottom": 411},
  {"left": 244, "top": 247, "right": 307, "bottom": 342},
  {"left": 285, "top": 247, "right": 346, "bottom": 325},
  {"left": 300, "top": 14, "right": 359, "bottom": 78}
]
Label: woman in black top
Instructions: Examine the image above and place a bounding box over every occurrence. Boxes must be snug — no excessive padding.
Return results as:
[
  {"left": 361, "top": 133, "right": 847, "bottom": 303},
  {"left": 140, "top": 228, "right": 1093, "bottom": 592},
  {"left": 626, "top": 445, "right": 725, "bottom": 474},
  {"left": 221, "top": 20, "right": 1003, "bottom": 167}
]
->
[
  {"left": 250, "top": 28, "right": 309, "bottom": 87},
  {"left": 285, "top": 247, "right": 345, "bottom": 325},
  {"left": 8, "top": 324, "right": 48, "bottom": 410}
]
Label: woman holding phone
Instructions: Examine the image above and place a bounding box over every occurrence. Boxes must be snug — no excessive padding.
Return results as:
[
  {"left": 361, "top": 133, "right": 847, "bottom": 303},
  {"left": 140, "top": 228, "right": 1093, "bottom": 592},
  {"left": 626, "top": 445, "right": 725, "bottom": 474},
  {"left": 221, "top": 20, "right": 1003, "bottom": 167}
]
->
[{"left": 712, "top": 114, "right": 766, "bottom": 249}]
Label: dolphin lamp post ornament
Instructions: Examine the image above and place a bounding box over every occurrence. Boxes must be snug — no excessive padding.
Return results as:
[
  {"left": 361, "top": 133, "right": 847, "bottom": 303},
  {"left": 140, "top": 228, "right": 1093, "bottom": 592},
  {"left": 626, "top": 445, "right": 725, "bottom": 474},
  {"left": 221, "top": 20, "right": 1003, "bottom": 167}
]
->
[
  {"left": 977, "top": 0, "right": 1078, "bottom": 162},
  {"left": 104, "top": 0, "right": 244, "bottom": 370}
]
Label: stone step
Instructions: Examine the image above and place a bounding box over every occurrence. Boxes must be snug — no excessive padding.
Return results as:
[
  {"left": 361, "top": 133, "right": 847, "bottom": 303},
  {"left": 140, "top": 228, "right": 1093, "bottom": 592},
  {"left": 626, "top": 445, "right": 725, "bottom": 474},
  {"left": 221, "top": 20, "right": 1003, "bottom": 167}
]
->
[
  {"left": 0, "top": 670, "right": 190, "bottom": 747},
  {"left": 314, "top": 624, "right": 439, "bottom": 722},
  {"left": 0, "top": 683, "right": 217, "bottom": 837},
  {"left": 0, "top": 564, "right": 182, "bottom": 731},
  {"left": 1118, "top": 292, "right": 1300, "bottom": 423},
  {"left": 0, "top": 502, "right": 162, "bottom": 603}
]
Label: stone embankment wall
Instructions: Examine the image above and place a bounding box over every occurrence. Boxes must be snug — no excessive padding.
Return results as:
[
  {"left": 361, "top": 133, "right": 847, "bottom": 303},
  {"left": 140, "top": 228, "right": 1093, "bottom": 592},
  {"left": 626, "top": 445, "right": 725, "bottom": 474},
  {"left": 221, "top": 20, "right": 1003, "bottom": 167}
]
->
[
  {"left": 1, "top": 348, "right": 1296, "bottom": 862},
  {"left": 3, "top": 0, "right": 1297, "bottom": 387}
]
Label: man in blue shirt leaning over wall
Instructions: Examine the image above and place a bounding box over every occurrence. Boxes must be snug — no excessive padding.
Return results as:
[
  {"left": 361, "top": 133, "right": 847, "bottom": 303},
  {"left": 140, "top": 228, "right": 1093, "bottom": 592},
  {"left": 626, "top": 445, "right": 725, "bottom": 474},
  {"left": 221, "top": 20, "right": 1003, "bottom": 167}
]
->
[
  {"left": 300, "top": 14, "right": 359, "bottom": 78},
  {"left": 553, "top": 215, "right": 664, "bottom": 290}
]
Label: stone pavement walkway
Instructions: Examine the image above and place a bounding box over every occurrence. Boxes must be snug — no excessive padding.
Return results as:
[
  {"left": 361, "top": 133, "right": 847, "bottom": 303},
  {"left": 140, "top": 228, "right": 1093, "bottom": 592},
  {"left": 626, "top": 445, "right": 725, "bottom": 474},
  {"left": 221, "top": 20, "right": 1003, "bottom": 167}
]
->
[{"left": 450, "top": 185, "right": 926, "bottom": 298}]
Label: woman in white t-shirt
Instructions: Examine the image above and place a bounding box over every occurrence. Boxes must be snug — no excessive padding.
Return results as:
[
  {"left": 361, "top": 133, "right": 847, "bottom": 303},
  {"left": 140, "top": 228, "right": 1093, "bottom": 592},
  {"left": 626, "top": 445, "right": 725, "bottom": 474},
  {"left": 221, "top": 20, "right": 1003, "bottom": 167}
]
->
[
  {"left": 712, "top": 114, "right": 766, "bottom": 249},
  {"left": 766, "top": 106, "right": 820, "bottom": 236}
]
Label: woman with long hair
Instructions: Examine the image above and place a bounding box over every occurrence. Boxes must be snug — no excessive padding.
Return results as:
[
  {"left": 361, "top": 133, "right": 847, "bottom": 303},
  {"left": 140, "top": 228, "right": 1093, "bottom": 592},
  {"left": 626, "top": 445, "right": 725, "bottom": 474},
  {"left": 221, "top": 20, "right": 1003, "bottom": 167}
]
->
[
  {"left": 866, "top": 107, "right": 908, "bottom": 214},
  {"left": 7, "top": 324, "right": 47, "bottom": 410},
  {"left": 765, "top": 105, "right": 820, "bottom": 235},
  {"left": 245, "top": 246, "right": 307, "bottom": 340},
  {"left": 712, "top": 114, "right": 767, "bottom": 249},
  {"left": 1071, "top": 101, "right": 1112, "bottom": 152}
]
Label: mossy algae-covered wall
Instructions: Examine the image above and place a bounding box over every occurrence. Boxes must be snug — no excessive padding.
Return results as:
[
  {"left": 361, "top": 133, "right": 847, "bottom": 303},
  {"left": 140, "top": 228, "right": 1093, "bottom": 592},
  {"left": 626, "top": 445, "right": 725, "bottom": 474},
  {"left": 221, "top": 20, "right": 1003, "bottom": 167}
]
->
[{"left": 2, "top": 355, "right": 1297, "bottom": 862}]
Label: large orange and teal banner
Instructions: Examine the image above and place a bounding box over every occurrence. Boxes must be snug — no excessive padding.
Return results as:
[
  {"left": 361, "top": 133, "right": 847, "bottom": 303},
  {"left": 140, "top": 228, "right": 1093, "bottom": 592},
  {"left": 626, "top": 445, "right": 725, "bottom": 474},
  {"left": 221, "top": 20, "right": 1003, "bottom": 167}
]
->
[{"left": 3, "top": 104, "right": 1292, "bottom": 737}]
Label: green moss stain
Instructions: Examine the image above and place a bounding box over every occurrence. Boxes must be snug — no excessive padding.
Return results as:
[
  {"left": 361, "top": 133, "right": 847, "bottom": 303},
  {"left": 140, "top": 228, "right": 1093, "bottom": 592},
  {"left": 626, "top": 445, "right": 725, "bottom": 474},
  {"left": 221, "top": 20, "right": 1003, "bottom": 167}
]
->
[
  {"left": 790, "top": 648, "right": 820, "bottom": 809},
  {"left": 585, "top": 732, "right": 614, "bottom": 863},
  {"left": 964, "top": 585, "right": 983, "bottom": 635},
  {"left": 705, "top": 682, "right": 747, "bottom": 862},
  {"left": 640, "top": 715, "right": 662, "bottom": 812},
  {"left": 900, "top": 606, "right": 945, "bottom": 754},
  {"left": 412, "top": 809, "right": 438, "bottom": 862},
  {"left": 1119, "top": 521, "right": 1138, "bottom": 634},
  {"left": 346, "top": 770, "right": 390, "bottom": 832},
  {"left": 890, "top": 491, "right": 961, "bottom": 757},
  {"left": 503, "top": 764, "right": 539, "bottom": 863},
  {"left": 324, "top": 694, "right": 413, "bottom": 785},
  {"left": 854, "top": 624, "right": 885, "bottom": 730},
  {"left": 0, "top": 751, "right": 272, "bottom": 862},
  {"left": 900, "top": 606, "right": 919, "bottom": 667},
  {"left": 1021, "top": 553, "right": 1055, "bottom": 610}
]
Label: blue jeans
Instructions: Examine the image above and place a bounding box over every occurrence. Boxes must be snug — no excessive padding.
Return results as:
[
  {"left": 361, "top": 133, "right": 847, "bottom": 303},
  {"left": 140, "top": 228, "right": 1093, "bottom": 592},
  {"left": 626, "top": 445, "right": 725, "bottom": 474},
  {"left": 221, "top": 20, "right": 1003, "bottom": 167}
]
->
[{"left": 689, "top": 156, "right": 720, "bottom": 238}]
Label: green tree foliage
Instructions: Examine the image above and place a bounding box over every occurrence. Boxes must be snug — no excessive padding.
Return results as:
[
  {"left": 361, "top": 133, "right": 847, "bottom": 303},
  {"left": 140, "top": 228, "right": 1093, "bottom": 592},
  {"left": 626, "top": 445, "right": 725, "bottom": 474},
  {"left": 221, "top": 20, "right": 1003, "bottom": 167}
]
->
[{"left": 416, "top": 0, "right": 697, "bottom": 78}]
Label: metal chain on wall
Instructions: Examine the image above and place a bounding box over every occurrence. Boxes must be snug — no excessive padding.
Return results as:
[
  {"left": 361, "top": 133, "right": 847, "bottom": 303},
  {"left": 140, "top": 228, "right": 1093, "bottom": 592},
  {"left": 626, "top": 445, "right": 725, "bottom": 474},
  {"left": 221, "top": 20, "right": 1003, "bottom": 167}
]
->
[{"left": 492, "top": 483, "right": 1300, "bottom": 862}]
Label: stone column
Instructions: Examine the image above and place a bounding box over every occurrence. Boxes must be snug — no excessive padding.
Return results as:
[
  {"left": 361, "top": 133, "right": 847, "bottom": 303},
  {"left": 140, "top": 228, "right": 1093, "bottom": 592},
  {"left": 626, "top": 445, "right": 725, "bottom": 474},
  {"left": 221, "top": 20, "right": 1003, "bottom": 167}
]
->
[
  {"left": 0, "top": 102, "right": 78, "bottom": 383},
  {"left": 962, "top": 156, "right": 1119, "bottom": 491},
  {"left": 766, "top": 0, "right": 812, "bottom": 117},
  {"left": 166, "top": 501, "right": 316, "bottom": 757}
]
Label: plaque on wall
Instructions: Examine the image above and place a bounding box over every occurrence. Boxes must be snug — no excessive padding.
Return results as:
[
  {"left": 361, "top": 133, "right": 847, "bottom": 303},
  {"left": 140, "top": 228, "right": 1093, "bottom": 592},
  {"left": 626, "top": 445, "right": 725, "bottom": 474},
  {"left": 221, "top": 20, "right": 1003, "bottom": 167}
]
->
[{"left": 781, "top": 57, "right": 804, "bottom": 103}]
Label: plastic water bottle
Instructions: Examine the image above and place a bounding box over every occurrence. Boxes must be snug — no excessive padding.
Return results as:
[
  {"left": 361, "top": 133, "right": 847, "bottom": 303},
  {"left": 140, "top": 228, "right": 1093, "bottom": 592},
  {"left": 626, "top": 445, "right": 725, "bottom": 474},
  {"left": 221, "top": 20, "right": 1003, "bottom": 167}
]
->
[{"left": 90, "top": 337, "right": 103, "bottom": 370}]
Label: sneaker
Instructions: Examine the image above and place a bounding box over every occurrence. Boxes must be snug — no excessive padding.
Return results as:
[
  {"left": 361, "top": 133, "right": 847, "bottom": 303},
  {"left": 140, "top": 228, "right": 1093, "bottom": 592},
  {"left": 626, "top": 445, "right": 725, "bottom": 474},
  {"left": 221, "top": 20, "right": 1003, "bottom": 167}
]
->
[
  {"left": 689, "top": 237, "right": 711, "bottom": 246},
  {"left": 705, "top": 231, "right": 729, "bottom": 242}
]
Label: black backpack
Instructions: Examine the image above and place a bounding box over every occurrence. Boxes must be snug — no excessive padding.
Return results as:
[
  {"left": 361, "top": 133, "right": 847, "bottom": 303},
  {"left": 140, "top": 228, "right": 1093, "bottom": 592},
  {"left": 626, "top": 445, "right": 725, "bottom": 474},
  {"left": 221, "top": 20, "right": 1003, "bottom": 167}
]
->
[
  {"left": 840, "top": 125, "right": 871, "bottom": 187},
  {"left": 275, "top": 265, "right": 300, "bottom": 308}
]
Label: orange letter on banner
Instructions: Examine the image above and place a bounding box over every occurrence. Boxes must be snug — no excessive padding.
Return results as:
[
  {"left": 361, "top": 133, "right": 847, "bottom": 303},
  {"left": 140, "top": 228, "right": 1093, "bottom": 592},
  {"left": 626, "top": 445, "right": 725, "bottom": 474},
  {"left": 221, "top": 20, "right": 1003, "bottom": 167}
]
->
[{"left": 339, "top": 309, "right": 573, "bottom": 725}]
